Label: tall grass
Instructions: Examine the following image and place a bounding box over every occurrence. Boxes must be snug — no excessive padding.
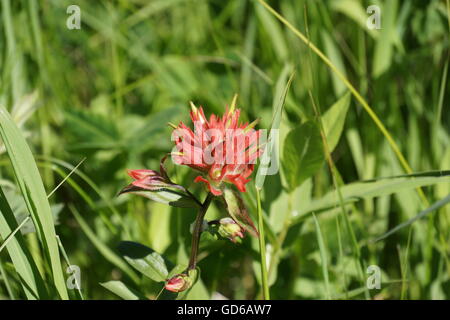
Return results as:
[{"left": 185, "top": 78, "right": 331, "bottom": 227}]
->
[{"left": 0, "top": 0, "right": 449, "bottom": 300}]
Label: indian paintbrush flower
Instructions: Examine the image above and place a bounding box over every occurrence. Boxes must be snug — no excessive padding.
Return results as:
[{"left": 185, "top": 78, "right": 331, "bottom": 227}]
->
[
  {"left": 171, "top": 101, "right": 264, "bottom": 196},
  {"left": 120, "top": 97, "right": 262, "bottom": 280}
]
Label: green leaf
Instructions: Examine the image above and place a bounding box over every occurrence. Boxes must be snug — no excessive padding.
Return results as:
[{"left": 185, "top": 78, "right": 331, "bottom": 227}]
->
[
  {"left": 322, "top": 92, "right": 351, "bottom": 152},
  {"left": 0, "top": 107, "right": 68, "bottom": 299},
  {"left": 223, "top": 187, "right": 259, "bottom": 237},
  {"left": 0, "top": 187, "right": 47, "bottom": 299},
  {"left": 64, "top": 109, "right": 121, "bottom": 150},
  {"left": 373, "top": 0, "right": 399, "bottom": 77},
  {"left": 295, "top": 171, "right": 450, "bottom": 220},
  {"left": 125, "top": 106, "right": 180, "bottom": 153},
  {"left": 124, "top": 187, "right": 200, "bottom": 208},
  {"left": 282, "top": 121, "right": 325, "bottom": 190},
  {"left": 118, "top": 241, "right": 169, "bottom": 282},
  {"left": 256, "top": 67, "right": 294, "bottom": 189},
  {"left": 373, "top": 193, "right": 450, "bottom": 242},
  {"left": 330, "top": 0, "right": 378, "bottom": 39},
  {"left": 100, "top": 281, "right": 144, "bottom": 300},
  {"left": 255, "top": 2, "right": 288, "bottom": 61},
  {"left": 322, "top": 32, "right": 347, "bottom": 96},
  {"left": 312, "top": 214, "right": 331, "bottom": 299}
]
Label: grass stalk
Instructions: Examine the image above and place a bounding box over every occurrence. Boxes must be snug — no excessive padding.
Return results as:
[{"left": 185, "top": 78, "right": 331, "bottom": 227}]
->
[
  {"left": 256, "top": 0, "right": 429, "bottom": 207},
  {"left": 256, "top": 187, "right": 270, "bottom": 300}
]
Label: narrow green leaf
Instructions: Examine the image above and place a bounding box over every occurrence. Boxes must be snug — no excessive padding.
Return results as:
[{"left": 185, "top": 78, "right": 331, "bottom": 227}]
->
[
  {"left": 255, "top": 68, "right": 294, "bottom": 189},
  {"left": 0, "top": 187, "right": 47, "bottom": 299},
  {"left": 0, "top": 107, "right": 68, "bottom": 299},
  {"left": 373, "top": 193, "right": 450, "bottom": 242},
  {"left": 373, "top": 0, "right": 399, "bottom": 77},
  {"left": 296, "top": 171, "right": 450, "bottom": 219},
  {"left": 122, "top": 188, "right": 200, "bottom": 209},
  {"left": 322, "top": 32, "right": 347, "bottom": 96},
  {"left": 322, "top": 92, "right": 351, "bottom": 152},
  {"left": 100, "top": 281, "right": 143, "bottom": 300},
  {"left": 312, "top": 214, "right": 331, "bottom": 299}
]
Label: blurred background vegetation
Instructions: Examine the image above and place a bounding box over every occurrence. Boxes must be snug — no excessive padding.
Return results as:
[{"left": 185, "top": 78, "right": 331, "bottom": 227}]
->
[{"left": 0, "top": 0, "right": 449, "bottom": 299}]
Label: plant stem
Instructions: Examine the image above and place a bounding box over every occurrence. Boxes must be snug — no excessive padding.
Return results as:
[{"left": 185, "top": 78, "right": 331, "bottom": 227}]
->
[
  {"left": 256, "top": 188, "right": 270, "bottom": 300},
  {"left": 188, "top": 193, "right": 214, "bottom": 270}
]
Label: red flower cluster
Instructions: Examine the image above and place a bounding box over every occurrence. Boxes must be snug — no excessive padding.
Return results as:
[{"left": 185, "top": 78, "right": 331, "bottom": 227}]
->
[{"left": 172, "top": 103, "right": 263, "bottom": 195}]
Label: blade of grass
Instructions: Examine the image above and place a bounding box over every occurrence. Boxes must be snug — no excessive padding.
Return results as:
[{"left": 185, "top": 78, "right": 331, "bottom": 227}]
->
[
  {"left": 46, "top": 158, "right": 86, "bottom": 199},
  {"left": 255, "top": 69, "right": 294, "bottom": 298},
  {"left": 0, "top": 187, "right": 47, "bottom": 299},
  {"left": 302, "top": 3, "right": 369, "bottom": 298},
  {"left": 312, "top": 213, "right": 331, "bottom": 299},
  {"left": 56, "top": 235, "right": 84, "bottom": 300},
  {"left": 69, "top": 205, "right": 139, "bottom": 284},
  {"left": 255, "top": 188, "right": 269, "bottom": 300},
  {"left": 0, "top": 107, "right": 67, "bottom": 299},
  {"left": 400, "top": 227, "right": 413, "bottom": 300},
  {"left": 0, "top": 215, "right": 31, "bottom": 253},
  {"left": 372, "top": 193, "right": 450, "bottom": 243},
  {"left": 256, "top": 0, "right": 429, "bottom": 207},
  {"left": 0, "top": 258, "right": 14, "bottom": 299}
]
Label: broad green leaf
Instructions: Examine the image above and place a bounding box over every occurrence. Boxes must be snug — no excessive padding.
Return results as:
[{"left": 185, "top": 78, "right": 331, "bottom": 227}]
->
[
  {"left": 118, "top": 241, "right": 169, "bottom": 282},
  {"left": 282, "top": 121, "right": 325, "bottom": 190},
  {"left": 0, "top": 107, "right": 68, "bottom": 299},
  {"left": 100, "top": 281, "right": 143, "bottom": 300},
  {"left": 0, "top": 187, "right": 47, "bottom": 299},
  {"left": 322, "top": 92, "right": 351, "bottom": 152}
]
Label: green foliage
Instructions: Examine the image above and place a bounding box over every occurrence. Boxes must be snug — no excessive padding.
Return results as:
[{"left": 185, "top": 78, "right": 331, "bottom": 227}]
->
[
  {"left": 282, "top": 121, "right": 325, "bottom": 190},
  {"left": 0, "top": 0, "right": 449, "bottom": 300},
  {"left": 0, "top": 107, "right": 68, "bottom": 299},
  {"left": 117, "top": 241, "right": 169, "bottom": 283}
]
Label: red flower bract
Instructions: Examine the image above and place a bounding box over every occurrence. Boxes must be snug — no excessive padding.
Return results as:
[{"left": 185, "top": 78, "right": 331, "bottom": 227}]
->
[
  {"left": 172, "top": 103, "right": 263, "bottom": 196},
  {"left": 165, "top": 274, "right": 191, "bottom": 293}
]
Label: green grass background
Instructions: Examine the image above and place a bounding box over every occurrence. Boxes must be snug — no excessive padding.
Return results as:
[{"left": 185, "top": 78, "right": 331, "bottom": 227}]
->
[{"left": 0, "top": 0, "right": 449, "bottom": 299}]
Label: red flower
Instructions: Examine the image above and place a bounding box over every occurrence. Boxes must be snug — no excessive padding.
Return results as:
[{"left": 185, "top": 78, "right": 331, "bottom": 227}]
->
[
  {"left": 172, "top": 102, "right": 263, "bottom": 196},
  {"left": 121, "top": 156, "right": 184, "bottom": 193},
  {"left": 165, "top": 274, "right": 191, "bottom": 293}
]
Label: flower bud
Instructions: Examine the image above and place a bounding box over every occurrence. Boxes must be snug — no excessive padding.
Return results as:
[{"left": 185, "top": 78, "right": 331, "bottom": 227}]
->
[
  {"left": 190, "top": 219, "right": 209, "bottom": 234},
  {"left": 218, "top": 217, "right": 244, "bottom": 243},
  {"left": 165, "top": 273, "right": 192, "bottom": 293}
]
